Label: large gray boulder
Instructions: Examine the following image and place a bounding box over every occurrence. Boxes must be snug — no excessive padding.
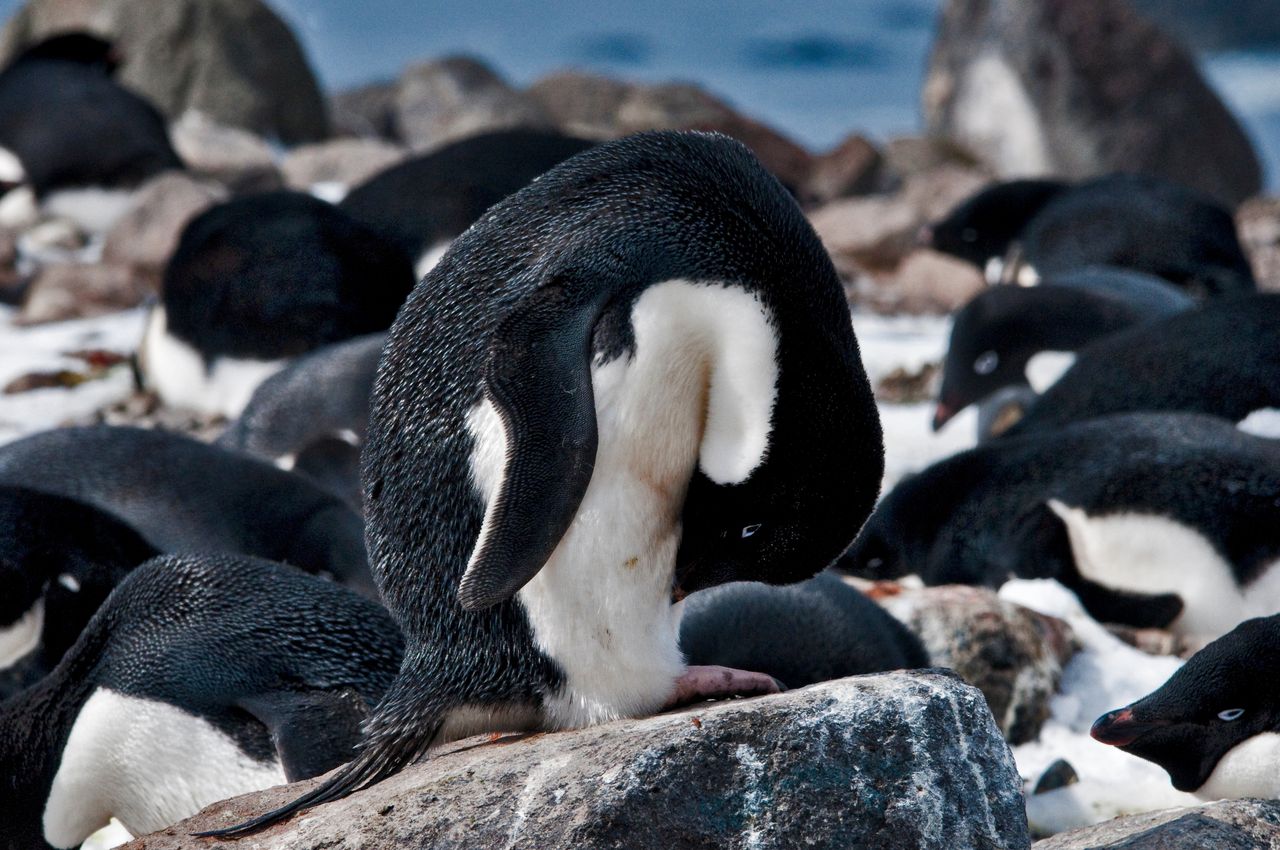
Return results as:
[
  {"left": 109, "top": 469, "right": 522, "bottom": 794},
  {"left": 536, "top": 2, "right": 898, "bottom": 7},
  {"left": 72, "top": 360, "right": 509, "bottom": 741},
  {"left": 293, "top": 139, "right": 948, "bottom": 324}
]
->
[
  {"left": 1034, "top": 799, "right": 1280, "bottom": 849},
  {"left": 0, "top": 0, "right": 329, "bottom": 145},
  {"left": 922, "top": 0, "right": 1262, "bottom": 207},
  {"left": 126, "top": 672, "right": 1031, "bottom": 850}
]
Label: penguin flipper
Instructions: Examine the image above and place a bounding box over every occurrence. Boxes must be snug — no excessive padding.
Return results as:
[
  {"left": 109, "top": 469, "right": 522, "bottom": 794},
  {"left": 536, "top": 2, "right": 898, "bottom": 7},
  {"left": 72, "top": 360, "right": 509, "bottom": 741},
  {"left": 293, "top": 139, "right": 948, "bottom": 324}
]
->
[
  {"left": 459, "top": 283, "right": 601, "bottom": 611},
  {"left": 238, "top": 688, "right": 370, "bottom": 782}
]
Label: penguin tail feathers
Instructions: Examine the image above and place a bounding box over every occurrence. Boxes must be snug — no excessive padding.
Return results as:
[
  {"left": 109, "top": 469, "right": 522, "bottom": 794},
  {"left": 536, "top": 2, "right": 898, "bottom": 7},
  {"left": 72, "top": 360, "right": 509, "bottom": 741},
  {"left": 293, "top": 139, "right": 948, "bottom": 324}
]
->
[{"left": 193, "top": 707, "right": 444, "bottom": 838}]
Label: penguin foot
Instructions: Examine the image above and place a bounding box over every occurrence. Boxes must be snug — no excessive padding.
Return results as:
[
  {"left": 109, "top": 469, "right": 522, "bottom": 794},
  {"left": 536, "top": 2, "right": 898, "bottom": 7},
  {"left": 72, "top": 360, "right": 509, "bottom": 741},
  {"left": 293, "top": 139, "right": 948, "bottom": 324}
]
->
[{"left": 664, "top": 665, "right": 784, "bottom": 709}]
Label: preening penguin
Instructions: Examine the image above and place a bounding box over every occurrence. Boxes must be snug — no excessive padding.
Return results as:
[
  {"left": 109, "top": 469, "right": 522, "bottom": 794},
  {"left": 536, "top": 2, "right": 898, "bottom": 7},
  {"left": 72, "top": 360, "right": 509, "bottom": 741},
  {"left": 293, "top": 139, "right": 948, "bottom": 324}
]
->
[
  {"left": 0, "top": 486, "right": 156, "bottom": 698},
  {"left": 138, "top": 191, "right": 415, "bottom": 417},
  {"left": 339, "top": 129, "right": 595, "bottom": 278},
  {"left": 841, "top": 413, "right": 1280, "bottom": 638},
  {"left": 210, "top": 130, "right": 883, "bottom": 834},
  {"left": 0, "top": 426, "right": 375, "bottom": 596},
  {"left": 0, "top": 554, "right": 403, "bottom": 850},
  {"left": 1092, "top": 614, "right": 1280, "bottom": 800}
]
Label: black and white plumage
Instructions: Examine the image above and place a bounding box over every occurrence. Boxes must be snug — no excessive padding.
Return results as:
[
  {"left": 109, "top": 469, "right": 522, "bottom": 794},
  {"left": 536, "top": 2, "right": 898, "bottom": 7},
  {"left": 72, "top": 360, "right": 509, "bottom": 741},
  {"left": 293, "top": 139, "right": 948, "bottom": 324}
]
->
[
  {"left": 925, "top": 174, "right": 1256, "bottom": 297},
  {"left": 137, "top": 191, "right": 415, "bottom": 417},
  {"left": 840, "top": 413, "right": 1280, "bottom": 638},
  {"left": 212, "top": 131, "right": 883, "bottom": 833},
  {"left": 0, "top": 426, "right": 375, "bottom": 596},
  {"left": 0, "top": 32, "right": 182, "bottom": 231},
  {"left": 933, "top": 267, "right": 1195, "bottom": 432},
  {"left": 1008, "top": 294, "right": 1280, "bottom": 436},
  {"left": 679, "top": 572, "right": 929, "bottom": 688},
  {"left": 0, "top": 554, "right": 402, "bottom": 850},
  {"left": 0, "top": 486, "right": 156, "bottom": 699},
  {"left": 339, "top": 129, "right": 595, "bottom": 278},
  {"left": 1092, "top": 614, "right": 1280, "bottom": 799}
]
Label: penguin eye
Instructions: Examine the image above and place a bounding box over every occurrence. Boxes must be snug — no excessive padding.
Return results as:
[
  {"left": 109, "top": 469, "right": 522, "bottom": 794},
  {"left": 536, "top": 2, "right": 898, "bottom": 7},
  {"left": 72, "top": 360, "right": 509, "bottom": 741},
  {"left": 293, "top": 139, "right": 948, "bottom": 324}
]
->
[
  {"left": 740, "top": 524, "right": 762, "bottom": 539},
  {"left": 1218, "top": 708, "right": 1245, "bottom": 722},
  {"left": 974, "top": 351, "right": 999, "bottom": 375},
  {"left": 961, "top": 227, "right": 978, "bottom": 243},
  {"left": 866, "top": 557, "right": 884, "bottom": 570}
]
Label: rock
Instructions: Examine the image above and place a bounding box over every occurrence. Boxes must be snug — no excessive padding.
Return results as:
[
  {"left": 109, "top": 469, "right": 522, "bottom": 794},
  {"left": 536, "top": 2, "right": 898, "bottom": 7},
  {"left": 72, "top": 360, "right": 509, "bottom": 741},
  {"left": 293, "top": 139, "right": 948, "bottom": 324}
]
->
[
  {"left": 876, "top": 584, "right": 1079, "bottom": 744},
  {"left": 395, "top": 56, "right": 554, "bottom": 153},
  {"left": 281, "top": 139, "right": 407, "bottom": 195},
  {"left": 0, "top": 0, "right": 329, "bottom": 145},
  {"left": 127, "top": 673, "right": 1031, "bottom": 850},
  {"left": 527, "top": 70, "right": 632, "bottom": 138},
  {"left": 885, "top": 135, "right": 988, "bottom": 179},
  {"left": 875, "top": 362, "right": 941, "bottom": 404},
  {"left": 923, "top": 0, "right": 1263, "bottom": 207},
  {"left": 1033, "top": 798, "right": 1280, "bottom": 849},
  {"left": 0, "top": 229, "right": 22, "bottom": 301},
  {"left": 101, "top": 173, "right": 227, "bottom": 286},
  {"left": 861, "top": 249, "right": 987, "bottom": 315},
  {"left": 1237, "top": 197, "right": 1280, "bottom": 292},
  {"left": 805, "top": 134, "right": 892, "bottom": 205},
  {"left": 329, "top": 81, "right": 401, "bottom": 141},
  {"left": 1032, "top": 760, "right": 1079, "bottom": 796},
  {"left": 170, "top": 112, "right": 282, "bottom": 193},
  {"left": 18, "top": 262, "right": 146, "bottom": 323},
  {"left": 85, "top": 391, "right": 228, "bottom": 443}
]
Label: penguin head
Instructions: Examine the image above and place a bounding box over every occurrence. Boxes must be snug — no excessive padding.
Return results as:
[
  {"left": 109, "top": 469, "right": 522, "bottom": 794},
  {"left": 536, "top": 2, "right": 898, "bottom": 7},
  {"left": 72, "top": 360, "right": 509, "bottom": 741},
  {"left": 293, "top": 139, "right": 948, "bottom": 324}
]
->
[
  {"left": 924, "top": 179, "right": 1068, "bottom": 269},
  {"left": 831, "top": 505, "right": 909, "bottom": 583},
  {"left": 1091, "top": 615, "right": 1280, "bottom": 793},
  {"left": 13, "top": 32, "right": 121, "bottom": 74}
]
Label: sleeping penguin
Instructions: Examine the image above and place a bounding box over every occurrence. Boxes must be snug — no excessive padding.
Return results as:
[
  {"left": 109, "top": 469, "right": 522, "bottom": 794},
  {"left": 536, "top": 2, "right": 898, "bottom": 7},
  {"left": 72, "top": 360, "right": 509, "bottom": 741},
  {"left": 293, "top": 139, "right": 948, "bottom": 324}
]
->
[
  {"left": 679, "top": 572, "right": 929, "bottom": 687},
  {"left": 0, "top": 486, "right": 157, "bottom": 698},
  {"left": 0, "top": 553, "right": 403, "bottom": 850},
  {"left": 933, "top": 267, "right": 1195, "bottom": 433},
  {"left": 339, "top": 129, "right": 595, "bottom": 278},
  {"left": 840, "top": 412, "right": 1280, "bottom": 638},
  {"left": 206, "top": 131, "right": 883, "bottom": 834},
  {"left": 0, "top": 32, "right": 182, "bottom": 232},
  {"left": 1092, "top": 614, "right": 1280, "bottom": 800},
  {"left": 219, "top": 332, "right": 387, "bottom": 510},
  {"left": 0, "top": 426, "right": 375, "bottom": 596},
  {"left": 137, "top": 191, "right": 415, "bottom": 417},
  {"left": 924, "top": 174, "right": 1256, "bottom": 298},
  {"left": 1006, "top": 293, "right": 1280, "bottom": 437}
]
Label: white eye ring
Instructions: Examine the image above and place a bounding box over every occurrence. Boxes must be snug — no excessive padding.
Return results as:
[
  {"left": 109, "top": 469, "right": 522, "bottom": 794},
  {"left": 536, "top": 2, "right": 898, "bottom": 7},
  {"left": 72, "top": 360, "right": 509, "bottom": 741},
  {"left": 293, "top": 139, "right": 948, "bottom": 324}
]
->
[
  {"left": 866, "top": 557, "right": 884, "bottom": 570},
  {"left": 1218, "top": 708, "right": 1245, "bottom": 722},
  {"left": 741, "top": 524, "right": 762, "bottom": 539},
  {"left": 974, "top": 350, "right": 999, "bottom": 375}
]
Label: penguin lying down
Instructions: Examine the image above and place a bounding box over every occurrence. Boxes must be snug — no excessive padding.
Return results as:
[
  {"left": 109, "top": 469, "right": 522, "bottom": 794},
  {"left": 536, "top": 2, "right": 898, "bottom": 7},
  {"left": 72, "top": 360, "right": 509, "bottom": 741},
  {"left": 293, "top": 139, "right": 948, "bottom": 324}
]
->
[
  {"left": 1092, "top": 614, "right": 1280, "bottom": 800},
  {"left": 0, "top": 554, "right": 403, "bottom": 850},
  {"left": 840, "top": 413, "right": 1280, "bottom": 640},
  {"left": 206, "top": 130, "right": 884, "bottom": 835},
  {"left": 0, "top": 486, "right": 156, "bottom": 699}
]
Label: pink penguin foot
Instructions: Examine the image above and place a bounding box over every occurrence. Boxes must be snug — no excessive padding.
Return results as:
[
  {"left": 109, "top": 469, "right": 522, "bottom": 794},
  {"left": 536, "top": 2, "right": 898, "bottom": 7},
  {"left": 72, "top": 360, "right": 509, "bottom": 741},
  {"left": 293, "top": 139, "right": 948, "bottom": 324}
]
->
[{"left": 664, "top": 665, "right": 785, "bottom": 709}]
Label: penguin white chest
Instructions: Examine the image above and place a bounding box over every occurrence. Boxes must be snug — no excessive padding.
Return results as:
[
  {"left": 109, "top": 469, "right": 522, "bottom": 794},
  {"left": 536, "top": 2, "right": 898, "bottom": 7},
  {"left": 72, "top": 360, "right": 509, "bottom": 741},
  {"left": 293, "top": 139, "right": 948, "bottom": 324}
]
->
[
  {"left": 43, "top": 688, "right": 285, "bottom": 848},
  {"left": 468, "top": 280, "right": 779, "bottom": 729},
  {"left": 1195, "top": 732, "right": 1280, "bottom": 801}
]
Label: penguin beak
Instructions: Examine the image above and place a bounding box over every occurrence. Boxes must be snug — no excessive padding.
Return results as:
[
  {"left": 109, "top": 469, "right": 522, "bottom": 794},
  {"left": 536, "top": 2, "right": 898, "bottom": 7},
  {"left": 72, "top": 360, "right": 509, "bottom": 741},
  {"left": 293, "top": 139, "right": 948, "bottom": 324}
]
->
[
  {"left": 916, "top": 224, "right": 934, "bottom": 248},
  {"left": 932, "top": 401, "right": 957, "bottom": 432},
  {"left": 1090, "top": 707, "right": 1167, "bottom": 747}
]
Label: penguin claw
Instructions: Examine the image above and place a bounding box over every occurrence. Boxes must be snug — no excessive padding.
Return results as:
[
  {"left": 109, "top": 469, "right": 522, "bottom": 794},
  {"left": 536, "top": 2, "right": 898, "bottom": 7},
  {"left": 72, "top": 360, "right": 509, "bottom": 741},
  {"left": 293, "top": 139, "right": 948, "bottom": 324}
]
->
[{"left": 664, "top": 665, "right": 783, "bottom": 709}]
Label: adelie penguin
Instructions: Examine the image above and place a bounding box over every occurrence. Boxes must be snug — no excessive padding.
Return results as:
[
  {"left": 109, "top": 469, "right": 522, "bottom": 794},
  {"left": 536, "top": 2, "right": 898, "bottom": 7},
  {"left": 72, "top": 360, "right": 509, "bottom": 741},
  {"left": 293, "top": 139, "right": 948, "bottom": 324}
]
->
[
  {"left": 137, "top": 191, "right": 415, "bottom": 417},
  {"left": 0, "top": 554, "right": 403, "bottom": 850},
  {"left": 0, "top": 426, "right": 375, "bottom": 596},
  {"left": 0, "top": 32, "right": 182, "bottom": 232},
  {"left": 207, "top": 131, "right": 883, "bottom": 834},
  {"left": 1092, "top": 614, "right": 1280, "bottom": 800},
  {"left": 924, "top": 174, "right": 1256, "bottom": 298},
  {"left": 339, "top": 129, "right": 596, "bottom": 278},
  {"left": 0, "top": 486, "right": 156, "bottom": 698},
  {"left": 933, "top": 267, "right": 1195, "bottom": 434},
  {"left": 1008, "top": 293, "right": 1280, "bottom": 436},
  {"left": 840, "top": 413, "right": 1280, "bottom": 639}
]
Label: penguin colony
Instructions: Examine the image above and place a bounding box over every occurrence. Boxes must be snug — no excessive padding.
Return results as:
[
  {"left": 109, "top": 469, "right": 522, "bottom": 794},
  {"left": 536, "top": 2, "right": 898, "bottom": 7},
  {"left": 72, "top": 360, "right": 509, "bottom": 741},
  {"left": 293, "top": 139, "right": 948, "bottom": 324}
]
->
[{"left": 0, "top": 22, "right": 1276, "bottom": 847}]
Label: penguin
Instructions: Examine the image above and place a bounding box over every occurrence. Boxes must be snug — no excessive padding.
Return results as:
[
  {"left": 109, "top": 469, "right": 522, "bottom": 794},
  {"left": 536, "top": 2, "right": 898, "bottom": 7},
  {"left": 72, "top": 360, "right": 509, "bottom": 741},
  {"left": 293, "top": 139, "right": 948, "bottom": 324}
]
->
[
  {"left": 0, "top": 486, "right": 157, "bottom": 698},
  {"left": 205, "top": 131, "right": 883, "bottom": 835},
  {"left": 0, "top": 553, "right": 403, "bottom": 850},
  {"left": 1091, "top": 614, "right": 1280, "bottom": 800},
  {"left": 0, "top": 426, "right": 375, "bottom": 596},
  {"left": 924, "top": 174, "right": 1256, "bottom": 298},
  {"left": 137, "top": 191, "right": 415, "bottom": 418},
  {"left": 932, "top": 267, "right": 1196, "bottom": 433},
  {"left": 0, "top": 32, "right": 182, "bottom": 232},
  {"left": 218, "top": 332, "right": 386, "bottom": 510},
  {"left": 1007, "top": 293, "right": 1280, "bottom": 436},
  {"left": 839, "top": 412, "right": 1280, "bottom": 639},
  {"left": 679, "top": 572, "right": 929, "bottom": 688},
  {"left": 338, "top": 129, "right": 596, "bottom": 278}
]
